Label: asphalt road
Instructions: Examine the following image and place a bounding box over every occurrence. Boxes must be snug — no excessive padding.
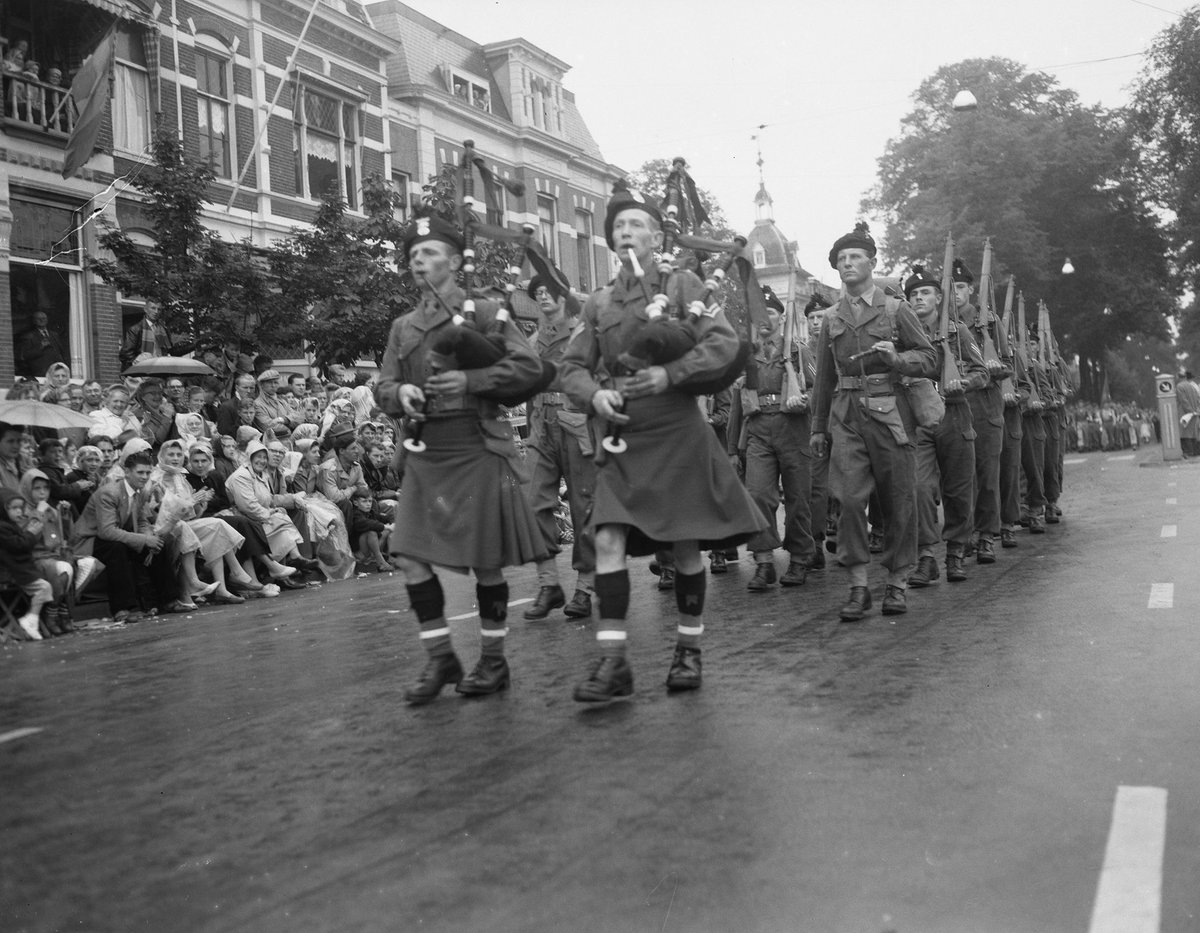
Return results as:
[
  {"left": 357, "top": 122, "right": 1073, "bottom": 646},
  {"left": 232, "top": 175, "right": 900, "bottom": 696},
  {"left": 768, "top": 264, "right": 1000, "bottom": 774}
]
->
[{"left": 2, "top": 445, "right": 1197, "bottom": 933}]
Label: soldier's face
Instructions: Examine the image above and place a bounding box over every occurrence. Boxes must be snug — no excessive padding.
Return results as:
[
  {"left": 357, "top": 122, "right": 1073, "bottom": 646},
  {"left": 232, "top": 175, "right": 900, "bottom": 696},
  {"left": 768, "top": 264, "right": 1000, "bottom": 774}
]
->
[
  {"left": 408, "top": 241, "right": 461, "bottom": 291},
  {"left": 953, "top": 282, "right": 972, "bottom": 310},
  {"left": 909, "top": 285, "right": 942, "bottom": 319},
  {"left": 535, "top": 286, "right": 559, "bottom": 316},
  {"left": 763, "top": 309, "right": 781, "bottom": 337},
  {"left": 836, "top": 249, "right": 875, "bottom": 287},
  {"left": 612, "top": 210, "right": 662, "bottom": 264},
  {"left": 806, "top": 310, "right": 825, "bottom": 339}
]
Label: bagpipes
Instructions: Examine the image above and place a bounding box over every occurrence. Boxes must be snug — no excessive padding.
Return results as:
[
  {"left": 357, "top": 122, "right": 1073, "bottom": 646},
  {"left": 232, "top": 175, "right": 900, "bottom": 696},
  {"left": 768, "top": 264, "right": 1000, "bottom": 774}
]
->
[
  {"left": 600, "top": 158, "right": 756, "bottom": 454},
  {"left": 405, "top": 139, "right": 556, "bottom": 453}
]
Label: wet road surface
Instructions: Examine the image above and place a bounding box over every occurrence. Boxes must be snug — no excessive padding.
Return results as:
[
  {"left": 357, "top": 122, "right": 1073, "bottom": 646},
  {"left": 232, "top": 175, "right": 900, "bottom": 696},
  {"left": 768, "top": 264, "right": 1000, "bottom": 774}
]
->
[{"left": 3, "top": 447, "right": 1198, "bottom": 933}]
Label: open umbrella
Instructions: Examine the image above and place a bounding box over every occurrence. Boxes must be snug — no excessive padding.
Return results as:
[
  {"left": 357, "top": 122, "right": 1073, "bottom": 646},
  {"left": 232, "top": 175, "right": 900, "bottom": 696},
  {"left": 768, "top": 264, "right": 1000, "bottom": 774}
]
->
[
  {"left": 122, "top": 356, "right": 214, "bottom": 377},
  {"left": 0, "top": 399, "right": 96, "bottom": 432}
]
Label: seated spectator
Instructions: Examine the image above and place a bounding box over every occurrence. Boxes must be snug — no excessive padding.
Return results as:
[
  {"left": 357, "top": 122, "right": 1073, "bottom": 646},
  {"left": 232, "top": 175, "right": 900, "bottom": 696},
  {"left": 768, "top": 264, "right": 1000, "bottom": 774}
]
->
[
  {"left": 348, "top": 490, "right": 393, "bottom": 573},
  {"left": 20, "top": 469, "right": 101, "bottom": 633},
  {"left": 148, "top": 439, "right": 247, "bottom": 604},
  {"left": 183, "top": 442, "right": 278, "bottom": 592},
  {"left": 18, "top": 433, "right": 36, "bottom": 475},
  {"left": 0, "top": 421, "right": 25, "bottom": 492},
  {"left": 224, "top": 441, "right": 317, "bottom": 582},
  {"left": 89, "top": 384, "right": 141, "bottom": 445},
  {"left": 105, "top": 437, "right": 152, "bottom": 484},
  {"left": 235, "top": 424, "right": 261, "bottom": 461},
  {"left": 319, "top": 433, "right": 369, "bottom": 522},
  {"left": 64, "top": 444, "right": 104, "bottom": 512},
  {"left": 37, "top": 437, "right": 91, "bottom": 513},
  {"left": 80, "top": 380, "right": 104, "bottom": 414},
  {"left": 41, "top": 361, "right": 71, "bottom": 400},
  {"left": 361, "top": 440, "right": 398, "bottom": 516},
  {"left": 253, "top": 369, "right": 298, "bottom": 444},
  {"left": 286, "top": 438, "right": 355, "bottom": 580},
  {"left": 85, "top": 434, "right": 117, "bottom": 478},
  {"left": 71, "top": 450, "right": 190, "bottom": 622},
  {"left": 135, "top": 377, "right": 174, "bottom": 447},
  {"left": 0, "top": 487, "right": 54, "bottom": 641},
  {"left": 212, "top": 434, "right": 242, "bottom": 481},
  {"left": 173, "top": 411, "right": 210, "bottom": 448}
]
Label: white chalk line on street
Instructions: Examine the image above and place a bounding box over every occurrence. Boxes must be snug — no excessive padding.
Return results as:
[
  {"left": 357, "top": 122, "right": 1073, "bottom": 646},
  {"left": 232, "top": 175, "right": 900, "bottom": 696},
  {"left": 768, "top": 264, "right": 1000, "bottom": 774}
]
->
[
  {"left": 1165, "top": 498, "right": 1178, "bottom": 505},
  {"left": 448, "top": 597, "right": 534, "bottom": 622},
  {"left": 1088, "top": 785, "right": 1167, "bottom": 933},
  {"left": 0, "top": 727, "right": 43, "bottom": 745},
  {"left": 1148, "top": 583, "right": 1174, "bottom": 609},
  {"left": 1064, "top": 457, "right": 1088, "bottom": 465},
  {"left": 1107, "top": 454, "right": 1136, "bottom": 462},
  {"left": 1161, "top": 525, "right": 1177, "bottom": 538}
]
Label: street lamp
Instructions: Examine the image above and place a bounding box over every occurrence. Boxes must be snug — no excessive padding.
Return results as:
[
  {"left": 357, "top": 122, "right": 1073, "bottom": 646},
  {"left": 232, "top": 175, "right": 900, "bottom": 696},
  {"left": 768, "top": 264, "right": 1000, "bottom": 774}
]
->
[{"left": 1062, "top": 257, "right": 1075, "bottom": 275}]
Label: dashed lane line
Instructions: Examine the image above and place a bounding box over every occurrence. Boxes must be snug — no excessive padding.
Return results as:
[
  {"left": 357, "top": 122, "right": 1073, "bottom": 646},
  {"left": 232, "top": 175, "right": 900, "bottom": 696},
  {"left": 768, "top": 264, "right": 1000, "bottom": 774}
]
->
[
  {"left": 1064, "top": 457, "right": 1088, "bottom": 465},
  {"left": 1161, "top": 525, "right": 1177, "bottom": 538},
  {"left": 1107, "top": 454, "right": 1136, "bottom": 461},
  {"left": 1166, "top": 498, "right": 1178, "bottom": 505},
  {"left": 0, "top": 727, "right": 43, "bottom": 745},
  {"left": 1088, "top": 785, "right": 1167, "bottom": 933},
  {"left": 1148, "top": 584, "right": 1174, "bottom": 609},
  {"left": 448, "top": 598, "right": 534, "bottom": 622}
]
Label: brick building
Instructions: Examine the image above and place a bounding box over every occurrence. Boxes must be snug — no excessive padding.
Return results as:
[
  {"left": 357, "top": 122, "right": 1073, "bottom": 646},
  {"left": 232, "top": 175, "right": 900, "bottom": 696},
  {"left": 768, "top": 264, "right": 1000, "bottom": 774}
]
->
[{"left": 0, "top": 0, "right": 620, "bottom": 385}]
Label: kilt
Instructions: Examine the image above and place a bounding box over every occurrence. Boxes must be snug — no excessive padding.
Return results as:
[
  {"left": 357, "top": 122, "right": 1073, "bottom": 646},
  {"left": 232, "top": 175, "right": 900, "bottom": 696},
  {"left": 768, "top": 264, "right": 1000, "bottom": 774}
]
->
[
  {"left": 391, "top": 415, "right": 546, "bottom": 571},
  {"left": 593, "top": 392, "right": 765, "bottom": 557}
]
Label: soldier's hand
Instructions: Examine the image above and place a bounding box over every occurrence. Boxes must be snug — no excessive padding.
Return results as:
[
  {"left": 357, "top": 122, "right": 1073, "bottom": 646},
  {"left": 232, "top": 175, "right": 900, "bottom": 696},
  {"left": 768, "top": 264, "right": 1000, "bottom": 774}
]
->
[
  {"left": 426, "top": 369, "right": 467, "bottom": 398},
  {"left": 871, "top": 340, "right": 900, "bottom": 367},
  {"left": 810, "top": 432, "right": 829, "bottom": 459},
  {"left": 944, "top": 378, "right": 964, "bottom": 395},
  {"left": 985, "top": 358, "right": 1005, "bottom": 374},
  {"left": 623, "top": 365, "right": 669, "bottom": 399},
  {"left": 784, "top": 392, "right": 809, "bottom": 413},
  {"left": 1030, "top": 399, "right": 1044, "bottom": 412},
  {"left": 1003, "top": 391, "right": 1018, "bottom": 406},
  {"left": 398, "top": 384, "right": 425, "bottom": 419},
  {"left": 592, "top": 389, "right": 628, "bottom": 423}
]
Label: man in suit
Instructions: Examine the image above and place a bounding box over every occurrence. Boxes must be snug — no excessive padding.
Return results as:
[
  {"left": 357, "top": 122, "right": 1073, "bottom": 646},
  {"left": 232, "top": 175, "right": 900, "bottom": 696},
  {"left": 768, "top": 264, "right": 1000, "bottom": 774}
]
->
[
  {"left": 216, "top": 373, "right": 258, "bottom": 437},
  {"left": 73, "top": 450, "right": 189, "bottom": 622},
  {"left": 14, "top": 311, "right": 68, "bottom": 379}
]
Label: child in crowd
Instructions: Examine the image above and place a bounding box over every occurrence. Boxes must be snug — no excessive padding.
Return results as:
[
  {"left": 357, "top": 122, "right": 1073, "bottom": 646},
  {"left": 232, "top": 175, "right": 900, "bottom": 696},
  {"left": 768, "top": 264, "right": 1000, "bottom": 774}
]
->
[
  {"left": 0, "top": 488, "right": 55, "bottom": 641},
  {"left": 21, "top": 469, "right": 100, "bottom": 633},
  {"left": 348, "top": 490, "right": 392, "bottom": 573},
  {"left": 361, "top": 441, "right": 398, "bottom": 518}
]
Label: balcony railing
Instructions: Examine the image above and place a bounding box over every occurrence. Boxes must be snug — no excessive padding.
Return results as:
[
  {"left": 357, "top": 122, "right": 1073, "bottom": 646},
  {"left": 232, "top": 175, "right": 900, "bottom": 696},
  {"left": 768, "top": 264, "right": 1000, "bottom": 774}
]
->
[{"left": 2, "top": 71, "right": 76, "bottom": 138}]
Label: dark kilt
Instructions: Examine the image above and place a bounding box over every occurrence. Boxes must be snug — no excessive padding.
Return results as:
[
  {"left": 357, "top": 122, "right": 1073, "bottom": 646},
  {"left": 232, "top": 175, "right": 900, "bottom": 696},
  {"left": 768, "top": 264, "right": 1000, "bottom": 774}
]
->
[
  {"left": 593, "top": 391, "right": 765, "bottom": 557},
  {"left": 391, "top": 415, "right": 547, "bottom": 572}
]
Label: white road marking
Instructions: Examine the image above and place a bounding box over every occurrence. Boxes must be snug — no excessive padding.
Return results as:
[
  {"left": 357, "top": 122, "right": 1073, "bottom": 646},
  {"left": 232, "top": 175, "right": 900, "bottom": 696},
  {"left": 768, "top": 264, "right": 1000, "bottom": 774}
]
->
[
  {"left": 448, "top": 597, "right": 534, "bottom": 622},
  {"left": 1166, "top": 498, "right": 1178, "bottom": 505},
  {"left": 1148, "top": 584, "right": 1174, "bottom": 609},
  {"left": 1064, "top": 457, "right": 1088, "bottom": 465},
  {"left": 1161, "top": 525, "right": 1177, "bottom": 538},
  {"left": 1107, "top": 454, "right": 1135, "bottom": 462},
  {"left": 1168, "top": 482, "right": 1177, "bottom": 487},
  {"left": 1088, "top": 785, "right": 1167, "bottom": 933},
  {"left": 0, "top": 727, "right": 43, "bottom": 745}
]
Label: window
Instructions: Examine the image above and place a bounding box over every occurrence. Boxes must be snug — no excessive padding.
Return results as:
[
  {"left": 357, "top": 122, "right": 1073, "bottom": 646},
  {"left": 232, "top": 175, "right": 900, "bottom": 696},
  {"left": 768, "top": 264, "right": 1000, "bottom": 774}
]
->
[
  {"left": 752, "top": 243, "right": 767, "bottom": 269},
  {"left": 196, "top": 49, "right": 231, "bottom": 177},
  {"left": 294, "top": 87, "right": 359, "bottom": 209},
  {"left": 391, "top": 171, "right": 410, "bottom": 223},
  {"left": 575, "top": 209, "right": 594, "bottom": 293},
  {"left": 486, "top": 181, "right": 506, "bottom": 226},
  {"left": 450, "top": 71, "right": 490, "bottom": 112},
  {"left": 113, "top": 27, "right": 150, "bottom": 152},
  {"left": 537, "top": 195, "right": 557, "bottom": 263}
]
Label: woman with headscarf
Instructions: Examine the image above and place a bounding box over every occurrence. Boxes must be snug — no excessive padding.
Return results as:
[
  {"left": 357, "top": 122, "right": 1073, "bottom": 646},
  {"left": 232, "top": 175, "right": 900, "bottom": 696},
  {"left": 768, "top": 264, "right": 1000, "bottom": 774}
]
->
[
  {"left": 148, "top": 439, "right": 248, "bottom": 604},
  {"left": 287, "top": 438, "right": 356, "bottom": 580},
  {"left": 224, "top": 440, "right": 311, "bottom": 583},
  {"left": 318, "top": 394, "right": 354, "bottom": 446},
  {"left": 64, "top": 445, "right": 104, "bottom": 511},
  {"left": 349, "top": 384, "right": 376, "bottom": 425},
  {"left": 213, "top": 434, "right": 241, "bottom": 482},
  {"left": 41, "top": 362, "right": 71, "bottom": 400}
]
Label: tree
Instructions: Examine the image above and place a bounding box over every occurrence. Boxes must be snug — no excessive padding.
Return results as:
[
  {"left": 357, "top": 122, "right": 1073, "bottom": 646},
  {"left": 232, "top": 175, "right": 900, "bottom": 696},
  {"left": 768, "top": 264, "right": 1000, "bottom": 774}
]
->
[
  {"left": 90, "top": 126, "right": 286, "bottom": 352},
  {"left": 270, "top": 167, "right": 523, "bottom": 373},
  {"left": 864, "top": 58, "right": 1177, "bottom": 401}
]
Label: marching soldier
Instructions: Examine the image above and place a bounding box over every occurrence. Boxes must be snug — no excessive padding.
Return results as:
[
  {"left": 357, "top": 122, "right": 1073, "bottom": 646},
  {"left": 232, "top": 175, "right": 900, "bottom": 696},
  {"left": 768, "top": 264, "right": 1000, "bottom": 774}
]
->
[
  {"left": 804, "top": 294, "right": 833, "bottom": 567},
  {"left": 955, "top": 260, "right": 1005, "bottom": 564},
  {"left": 809, "top": 223, "right": 938, "bottom": 620},
  {"left": 522, "top": 276, "right": 597, "bottom": 621},
  {"left": 558, "top": 182, "right": 764, "bottom": 701},
  {"left": 743, "top": 287, "right": 818, "bottom": 590},
  {"left": 902, "top": 265, "right": 989, "bottom": 587},
  {"left": 1019, "top": 323, "right": 1052, "bottom": 534},
  {"left": 375, "top": 215, "right": 547, "bottom": 706}
]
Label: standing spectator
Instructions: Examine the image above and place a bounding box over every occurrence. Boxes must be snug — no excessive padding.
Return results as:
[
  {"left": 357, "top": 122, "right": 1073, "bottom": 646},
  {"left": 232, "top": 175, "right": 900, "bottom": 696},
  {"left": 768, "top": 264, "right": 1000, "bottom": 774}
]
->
[
  {"left": 14, "top": 311, "right": 68, "bottom": 379},
  {"left": 41, "top": 362, "right": 71, "bottom": 399},
  {"left": 1177, "top": 370, "right": 1200, "bottom": 457},
  {"left": 119, "top": 301, "right": 189, "bottom": 371}
]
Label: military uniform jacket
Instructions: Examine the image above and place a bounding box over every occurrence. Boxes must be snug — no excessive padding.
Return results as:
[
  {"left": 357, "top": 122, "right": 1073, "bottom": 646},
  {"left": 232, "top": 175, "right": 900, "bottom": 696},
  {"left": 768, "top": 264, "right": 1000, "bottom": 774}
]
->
[
  {"left": 375, "top": 285, "right": 542, "bottom": 422},
  {"left": 532, "top": 316, "right": 574, "bottom": 403},
  {"left": 810, "top": 287, "right": 938, "bottom": 436},
  {"left": 559, "top": 265, "right": 741, "bottom": 411},
  {"left": 916, "top": 314, "right": 990, "bottom": 402},
  {"left": 748, "top": 331, "right": 817, "bottom": 411}
]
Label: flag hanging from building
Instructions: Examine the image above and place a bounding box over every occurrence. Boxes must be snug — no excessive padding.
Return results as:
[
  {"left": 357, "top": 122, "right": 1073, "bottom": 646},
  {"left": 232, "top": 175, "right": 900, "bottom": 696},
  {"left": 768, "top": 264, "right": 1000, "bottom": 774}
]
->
[{"left": 61, "top": 24, "right": 118, "bottom": 179}]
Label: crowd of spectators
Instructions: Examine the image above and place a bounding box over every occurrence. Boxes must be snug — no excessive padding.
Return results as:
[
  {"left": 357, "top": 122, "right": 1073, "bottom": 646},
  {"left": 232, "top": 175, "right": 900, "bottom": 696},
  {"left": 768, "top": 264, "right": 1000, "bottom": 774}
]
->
[
  {"left": 1063, "top": 402, "right": 1159, "bottom": 453},
  {"left": 0, "top": 355, "right": 405, "bottom": 643}
]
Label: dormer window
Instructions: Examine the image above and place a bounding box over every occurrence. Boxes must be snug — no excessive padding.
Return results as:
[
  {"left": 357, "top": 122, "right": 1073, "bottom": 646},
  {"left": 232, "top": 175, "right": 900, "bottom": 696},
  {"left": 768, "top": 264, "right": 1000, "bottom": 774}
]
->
[
  {"left": 753, "top": 244, "right": 767, "bottom": 269},
  {"left": 449, "top": 69, "right": 491, "bottom": 113}
]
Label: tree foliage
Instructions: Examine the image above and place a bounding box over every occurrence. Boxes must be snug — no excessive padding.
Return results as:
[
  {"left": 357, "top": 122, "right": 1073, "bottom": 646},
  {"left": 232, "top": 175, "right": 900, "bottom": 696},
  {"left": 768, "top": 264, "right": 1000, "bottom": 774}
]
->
[
  {"left": 864, "top": 58, "right": 1177, "bottom": 401},
  {"left": 90, "top": 126, "right": 287, "bottom": 351}
]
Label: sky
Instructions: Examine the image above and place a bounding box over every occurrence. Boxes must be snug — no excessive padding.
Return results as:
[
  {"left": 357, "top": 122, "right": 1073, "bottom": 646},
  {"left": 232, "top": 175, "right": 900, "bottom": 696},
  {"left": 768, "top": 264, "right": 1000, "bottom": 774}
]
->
[{"left": 401, "top": 0, "right": 1191, "bottom": 286}]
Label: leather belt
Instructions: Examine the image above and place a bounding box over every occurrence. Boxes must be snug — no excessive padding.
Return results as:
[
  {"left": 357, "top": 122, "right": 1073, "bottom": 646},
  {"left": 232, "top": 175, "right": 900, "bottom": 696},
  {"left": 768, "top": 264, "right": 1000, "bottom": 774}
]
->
[
  {"left": 430, "top": 393, "right": 481, "bottom": 413},
  {"left": 536, "top": 391, "right": 566, "bottom": 406},
  {"left": 837, "top": 374, "right": 894, "bottom": 397},
  {"left": 758, "top": 392, "right": 781, "bottom": 404}
]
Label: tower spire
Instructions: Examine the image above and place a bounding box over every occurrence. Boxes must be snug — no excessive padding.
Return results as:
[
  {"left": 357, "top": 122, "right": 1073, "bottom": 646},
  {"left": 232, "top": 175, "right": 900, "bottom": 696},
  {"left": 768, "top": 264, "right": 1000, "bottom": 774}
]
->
[{"left": 752, "top": 127, "right": 773, "bottom": 222}]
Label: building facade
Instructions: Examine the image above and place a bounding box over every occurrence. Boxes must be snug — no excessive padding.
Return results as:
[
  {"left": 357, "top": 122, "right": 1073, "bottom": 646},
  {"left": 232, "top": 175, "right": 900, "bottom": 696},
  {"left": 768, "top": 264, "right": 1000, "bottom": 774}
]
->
[
  {"left": 0, "top": 0, "right": 620, "bottom": 385},
  {"left": 744, "top": 181, "right": 838, "bottom": 315}
]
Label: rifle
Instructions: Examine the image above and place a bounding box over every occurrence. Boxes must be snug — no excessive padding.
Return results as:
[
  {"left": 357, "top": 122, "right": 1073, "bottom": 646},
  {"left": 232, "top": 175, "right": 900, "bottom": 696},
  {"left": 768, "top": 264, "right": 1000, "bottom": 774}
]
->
[
  {"left": 784, "top": 267, "right": 806, "bottom": 393},
  {"left": 1017, "top": 291, "right": 1042, "bottom": 409},
  {"left": 938, "top": 233, "right": 959, "bottom": 388},
  {"left": 977, "top": 238, "right": 1003, "bottom": 371},
  {"left": 998, "top": 275, "right": 1017, "bottom": 401}
]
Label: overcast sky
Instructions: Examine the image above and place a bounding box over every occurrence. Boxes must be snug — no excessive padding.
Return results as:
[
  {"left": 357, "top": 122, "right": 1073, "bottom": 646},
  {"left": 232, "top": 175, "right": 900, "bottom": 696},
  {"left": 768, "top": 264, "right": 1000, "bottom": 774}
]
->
[{"left": 402, "top": 0, "right": 1189, "bottom": 285}]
